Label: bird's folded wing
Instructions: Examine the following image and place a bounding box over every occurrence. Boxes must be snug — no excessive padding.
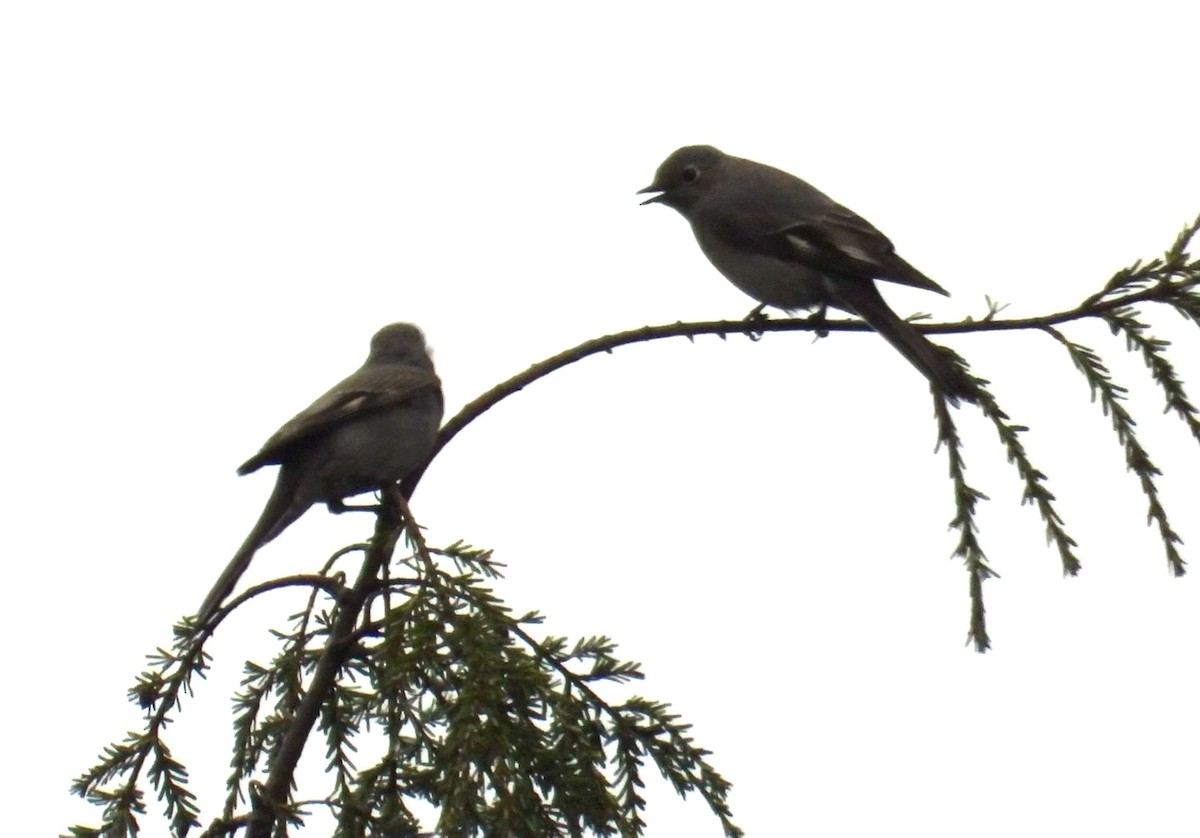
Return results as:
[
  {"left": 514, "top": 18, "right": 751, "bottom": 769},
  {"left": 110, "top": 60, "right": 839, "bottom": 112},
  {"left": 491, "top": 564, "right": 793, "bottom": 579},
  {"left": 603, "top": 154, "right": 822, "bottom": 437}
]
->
[
  {"left": 766, "top": 209, "right": 948, "bottom": 295},
  {"left": 238, "top": 367, "right": 441, "bottom": 474}
]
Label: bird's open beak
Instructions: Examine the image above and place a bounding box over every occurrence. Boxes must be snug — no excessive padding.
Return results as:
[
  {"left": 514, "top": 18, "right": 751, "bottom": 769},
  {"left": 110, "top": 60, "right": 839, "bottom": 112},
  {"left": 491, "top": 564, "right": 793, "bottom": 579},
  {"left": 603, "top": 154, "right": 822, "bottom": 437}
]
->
[{"left": 636, "top": 184, "right": 664, "bottom": 205}]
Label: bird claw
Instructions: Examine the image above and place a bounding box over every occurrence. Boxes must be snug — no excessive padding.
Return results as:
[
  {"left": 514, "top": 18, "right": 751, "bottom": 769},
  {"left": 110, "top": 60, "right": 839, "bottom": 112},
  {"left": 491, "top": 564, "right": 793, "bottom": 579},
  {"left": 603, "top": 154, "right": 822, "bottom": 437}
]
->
[
  {"left": 806, "top": 305, "right": 830, "bottom": 339},
  {"left": 744, "top": 304, "right": 769, "bottom": 341}
]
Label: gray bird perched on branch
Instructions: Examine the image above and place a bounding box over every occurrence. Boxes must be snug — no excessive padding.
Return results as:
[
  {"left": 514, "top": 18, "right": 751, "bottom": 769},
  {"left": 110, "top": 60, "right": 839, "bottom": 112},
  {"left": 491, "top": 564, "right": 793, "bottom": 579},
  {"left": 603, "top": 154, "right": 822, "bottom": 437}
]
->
[
  {"left": 639, "top": 145, "right": 976, "bottom": 403},
  {"left": 195, "top": 322, "right": 444, "bottom": 627}
]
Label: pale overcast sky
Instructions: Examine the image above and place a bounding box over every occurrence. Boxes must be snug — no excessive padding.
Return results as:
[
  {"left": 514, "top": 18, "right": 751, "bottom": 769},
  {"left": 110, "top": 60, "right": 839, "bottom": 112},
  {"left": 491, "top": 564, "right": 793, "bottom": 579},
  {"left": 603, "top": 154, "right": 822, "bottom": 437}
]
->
[{"left": 4, "top": 3, "right": 1200, "bottom": 836}]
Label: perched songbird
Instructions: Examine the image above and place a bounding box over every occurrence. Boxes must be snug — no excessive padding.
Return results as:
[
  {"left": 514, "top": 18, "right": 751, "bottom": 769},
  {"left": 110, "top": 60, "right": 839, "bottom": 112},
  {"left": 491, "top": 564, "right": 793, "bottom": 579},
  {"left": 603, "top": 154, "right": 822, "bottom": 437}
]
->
[
  {"left": 639, "top": 145, "right": 976, "bottom": 403},
  {"left": 195, "top": 322, "right": 444, "bottom": 627}
]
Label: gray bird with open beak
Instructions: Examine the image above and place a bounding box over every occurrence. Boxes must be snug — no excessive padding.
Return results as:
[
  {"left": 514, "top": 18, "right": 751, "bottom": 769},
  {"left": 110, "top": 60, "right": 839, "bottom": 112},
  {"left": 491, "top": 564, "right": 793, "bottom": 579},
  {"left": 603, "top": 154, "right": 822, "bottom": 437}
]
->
[
  {"left": 195, "top": 322, "right": 444, "bottom": 627},
  {"left": 639, "top": 145, "right": 976, "bottom": 403}
]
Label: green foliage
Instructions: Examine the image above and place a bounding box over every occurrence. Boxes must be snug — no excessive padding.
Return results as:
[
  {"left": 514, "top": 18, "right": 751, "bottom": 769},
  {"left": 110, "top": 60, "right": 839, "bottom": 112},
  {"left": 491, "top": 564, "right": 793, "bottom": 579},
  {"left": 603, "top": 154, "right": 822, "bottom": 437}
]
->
[
  {"left": 69, "top": 531, "right": 742, "bottom": 837},
  {"left": 930, "top": 215, "right": 1200, "bottom": 645},
  {"left": 1048, "top": 329, "right": 1185, "bottom": 575},
  {"left": 68, "top": 632, "right": 210, "bottom": 837}
]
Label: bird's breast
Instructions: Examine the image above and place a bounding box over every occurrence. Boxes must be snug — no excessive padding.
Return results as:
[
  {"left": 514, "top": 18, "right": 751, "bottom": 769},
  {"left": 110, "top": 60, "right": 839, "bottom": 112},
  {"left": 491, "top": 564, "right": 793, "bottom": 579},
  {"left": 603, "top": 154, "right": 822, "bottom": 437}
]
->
[{"left": 693, "top": 226, "right": 830, "bottom": 311}]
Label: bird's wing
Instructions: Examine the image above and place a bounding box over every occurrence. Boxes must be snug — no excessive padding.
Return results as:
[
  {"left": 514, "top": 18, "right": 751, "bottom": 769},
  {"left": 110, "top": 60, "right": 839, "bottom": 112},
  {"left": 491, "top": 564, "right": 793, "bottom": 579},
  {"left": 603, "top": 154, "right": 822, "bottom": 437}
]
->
[
  {"left": 763, "top": 207, "right": 949, "bottom": 295},
  {"left": 238, "top": 365, "right": 442, "bottom": 474}
]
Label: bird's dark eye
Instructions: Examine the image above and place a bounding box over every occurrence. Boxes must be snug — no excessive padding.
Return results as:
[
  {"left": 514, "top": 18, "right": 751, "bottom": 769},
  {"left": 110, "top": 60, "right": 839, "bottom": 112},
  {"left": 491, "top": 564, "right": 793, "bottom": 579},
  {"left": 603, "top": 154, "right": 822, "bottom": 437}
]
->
[{"left": 681, "top": 165, "right": 699, "bottom": 183}]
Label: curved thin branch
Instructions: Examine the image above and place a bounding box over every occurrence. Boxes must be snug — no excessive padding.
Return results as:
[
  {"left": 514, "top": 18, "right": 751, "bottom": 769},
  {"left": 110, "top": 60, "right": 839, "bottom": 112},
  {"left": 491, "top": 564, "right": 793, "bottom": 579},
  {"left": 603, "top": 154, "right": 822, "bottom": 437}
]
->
[
  {"left": 209, "top": 575, "right": 347, "bottom": 626},
  {"left": 402, "top": 255, "right": 1198, "bottom": 498}
]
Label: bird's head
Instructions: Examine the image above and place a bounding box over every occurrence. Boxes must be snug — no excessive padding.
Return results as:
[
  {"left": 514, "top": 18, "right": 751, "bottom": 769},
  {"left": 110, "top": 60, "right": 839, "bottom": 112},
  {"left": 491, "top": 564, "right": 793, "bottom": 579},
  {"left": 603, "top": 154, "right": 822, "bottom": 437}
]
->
[
  {"left": 637, "top": 145, "right": 727, "bottom": 212},
  {"left": 369, "top": 322, "right": 434, "bottom": 368}
]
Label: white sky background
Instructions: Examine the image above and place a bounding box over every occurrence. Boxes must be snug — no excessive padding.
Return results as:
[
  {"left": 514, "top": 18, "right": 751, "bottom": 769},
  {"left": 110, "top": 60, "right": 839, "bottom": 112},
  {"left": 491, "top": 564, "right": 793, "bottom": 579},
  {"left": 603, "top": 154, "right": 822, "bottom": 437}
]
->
[{"left": 4, "top": 3, "right": 1200, "bottom": 835}]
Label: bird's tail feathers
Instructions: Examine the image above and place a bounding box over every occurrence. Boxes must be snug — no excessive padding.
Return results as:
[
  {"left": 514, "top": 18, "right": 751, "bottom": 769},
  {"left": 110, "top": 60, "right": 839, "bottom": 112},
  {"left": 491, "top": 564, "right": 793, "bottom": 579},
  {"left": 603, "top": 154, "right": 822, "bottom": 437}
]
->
[
  {"left": 837, "top": 281, "right": 978, "bottom": 404},
  {"left": 194, "top": 473, "right": 309, "bottom": 628}
]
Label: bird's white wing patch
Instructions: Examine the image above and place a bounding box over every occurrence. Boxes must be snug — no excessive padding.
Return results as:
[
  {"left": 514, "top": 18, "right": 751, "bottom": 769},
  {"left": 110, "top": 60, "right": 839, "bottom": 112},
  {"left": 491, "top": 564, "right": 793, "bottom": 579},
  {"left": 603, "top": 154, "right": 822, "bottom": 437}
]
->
[
  {"left": 785, "top": 232, "right": 879, "bottom": 268},
  {"left": 784, "top": 233, "right": 822, "bottom": 257}
]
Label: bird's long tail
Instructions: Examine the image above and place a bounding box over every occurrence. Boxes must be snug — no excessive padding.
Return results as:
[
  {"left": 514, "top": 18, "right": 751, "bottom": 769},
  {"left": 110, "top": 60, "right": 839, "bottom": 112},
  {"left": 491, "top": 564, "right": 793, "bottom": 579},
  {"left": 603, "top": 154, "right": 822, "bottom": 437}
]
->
[
  {"left": 194, "top": 469, "right": 310, "bottom": 628},
  {"left": 833, "top": 280, "right": 978, "bottom": 404}
]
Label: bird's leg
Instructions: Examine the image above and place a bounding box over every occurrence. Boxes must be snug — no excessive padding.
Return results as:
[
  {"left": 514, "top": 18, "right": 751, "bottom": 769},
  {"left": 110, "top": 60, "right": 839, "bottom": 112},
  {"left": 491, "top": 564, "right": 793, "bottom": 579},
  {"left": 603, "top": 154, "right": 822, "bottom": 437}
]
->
[
  {"left": 743, "top": 303, "right": 770, "bottom": 342},
  {"left": 806, "top": 304, "right": 830, "bottom": 338}
]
